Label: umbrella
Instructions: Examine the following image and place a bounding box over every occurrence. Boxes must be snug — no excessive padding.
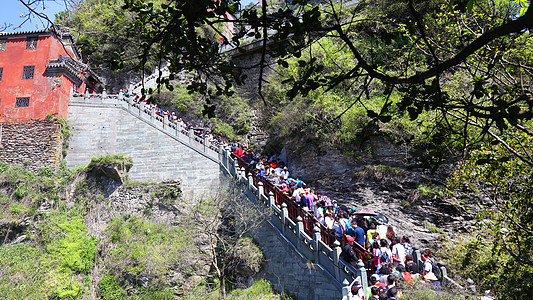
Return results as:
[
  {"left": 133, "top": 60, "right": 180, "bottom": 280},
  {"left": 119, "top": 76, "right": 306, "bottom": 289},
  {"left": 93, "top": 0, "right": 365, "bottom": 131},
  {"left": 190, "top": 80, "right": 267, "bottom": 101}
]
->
[
  {"left": 352, "top": 208, "right": 377, "bottom": 216},
  {"left": 372, "top": 213, "right": 389, "bottom": 225}
]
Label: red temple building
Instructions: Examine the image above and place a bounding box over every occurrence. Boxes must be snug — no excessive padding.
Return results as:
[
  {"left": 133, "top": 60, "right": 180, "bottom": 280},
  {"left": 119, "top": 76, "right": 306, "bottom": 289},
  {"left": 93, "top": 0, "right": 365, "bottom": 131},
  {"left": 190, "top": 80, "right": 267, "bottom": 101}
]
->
[{"left": 0, "top": 27, "right": 100, "bottom": 122}]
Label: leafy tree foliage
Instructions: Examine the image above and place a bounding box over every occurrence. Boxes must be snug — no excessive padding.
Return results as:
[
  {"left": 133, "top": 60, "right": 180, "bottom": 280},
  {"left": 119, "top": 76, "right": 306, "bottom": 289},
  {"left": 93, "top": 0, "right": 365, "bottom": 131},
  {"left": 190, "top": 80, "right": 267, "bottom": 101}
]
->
[
  {"left": 54, "top": 0, "right": 166, "bottom": 89},
  {"left": 448, "top": 129, "right": 533, "bottom": 297},
  {"left": 112, "top": 0, "right": 532, "bottom": 161}
]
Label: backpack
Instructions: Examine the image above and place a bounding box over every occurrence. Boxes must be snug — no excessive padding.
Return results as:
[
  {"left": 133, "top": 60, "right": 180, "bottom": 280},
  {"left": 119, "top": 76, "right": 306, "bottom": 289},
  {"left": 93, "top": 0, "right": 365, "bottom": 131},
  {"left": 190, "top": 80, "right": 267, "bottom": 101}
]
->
[
  {"left": 429, "top": 259, "right": 442, "bottom": 279},
  {"left": 379, "top": 249, "right": 390, "bottom": 264}
]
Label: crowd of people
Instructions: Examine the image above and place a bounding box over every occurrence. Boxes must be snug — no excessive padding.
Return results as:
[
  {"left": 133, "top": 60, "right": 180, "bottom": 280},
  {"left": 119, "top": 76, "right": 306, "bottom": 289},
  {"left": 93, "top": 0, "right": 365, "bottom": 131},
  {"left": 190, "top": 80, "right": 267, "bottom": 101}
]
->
[
  {"left": 229, "top": 144, "right": 444, "bottom": 300},
  {"left": 115, "top": 89, "right": 442, "bottom": 300}
]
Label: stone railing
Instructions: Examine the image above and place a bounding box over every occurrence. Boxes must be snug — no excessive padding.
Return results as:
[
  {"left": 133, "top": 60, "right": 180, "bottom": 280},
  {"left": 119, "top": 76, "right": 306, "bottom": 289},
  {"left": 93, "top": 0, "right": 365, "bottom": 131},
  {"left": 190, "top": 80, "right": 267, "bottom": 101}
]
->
[{"left": 70, "top": 90, "right": 460, "bottom": 298}]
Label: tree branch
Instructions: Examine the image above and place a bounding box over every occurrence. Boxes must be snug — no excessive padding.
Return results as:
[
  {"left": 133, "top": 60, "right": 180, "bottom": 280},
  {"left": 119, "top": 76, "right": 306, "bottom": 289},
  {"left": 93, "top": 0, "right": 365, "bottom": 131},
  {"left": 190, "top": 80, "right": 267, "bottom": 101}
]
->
[{"left": 333, "top": 5, "right": 533, "bottom": 85}]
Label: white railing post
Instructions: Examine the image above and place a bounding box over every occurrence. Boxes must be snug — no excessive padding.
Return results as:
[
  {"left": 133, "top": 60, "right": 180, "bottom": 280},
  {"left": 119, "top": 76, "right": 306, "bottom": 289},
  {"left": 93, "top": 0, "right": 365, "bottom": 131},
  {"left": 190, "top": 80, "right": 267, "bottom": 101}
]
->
[
  {"left": 247, "top": 173, "right": 254, "bottom": 199},
  {"left": 313, "top": 226, "right": 321, "bottom": 264},
  {"left": 357, "top": 261, "right": 368, "bottom": 293},
  {"left": 189, "top": 129, "right": 194, "bottom": 145},
  {"left": 281, "top": 203, "right": 288, "bottom": 236},
  {"left": 225, "top": 149, "right": 231, "bottom": 171},
  {"left": 297, "top": 216, "right": 304, "bottom": 252},
  {"left": 257, "top": 181, "right": 264, "bottom": 201},
  {"left": 233, "top": 158, "right": 239, "bottom": 178},
  {"left": 413, "top": 245, "right": 422, "bottom": 275},
  {"left": 341, "top": 279, "right": 351, "bottom": 300},
  {"left": 240, "top": 167, "right": 246, "bottom": 182},
  {"left": 333, "top": 240, "right": 342, "bottom": 281},
  {"left": 268, "top": 191, "right": 275, "bottom": 209}
]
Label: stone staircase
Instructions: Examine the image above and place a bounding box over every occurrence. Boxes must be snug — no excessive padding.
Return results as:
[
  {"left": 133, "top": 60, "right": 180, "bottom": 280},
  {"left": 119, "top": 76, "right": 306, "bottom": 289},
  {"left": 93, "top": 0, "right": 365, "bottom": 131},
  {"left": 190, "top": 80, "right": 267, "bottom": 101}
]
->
[{"left": 66, "top": 92, "right": 221, "bottom": 197}]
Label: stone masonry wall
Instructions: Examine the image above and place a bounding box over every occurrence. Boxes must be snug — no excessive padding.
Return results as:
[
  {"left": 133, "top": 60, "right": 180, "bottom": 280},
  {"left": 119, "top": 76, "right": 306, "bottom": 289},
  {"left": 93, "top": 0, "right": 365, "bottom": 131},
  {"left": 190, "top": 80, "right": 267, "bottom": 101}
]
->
[
  {"left": 0, "top": 120, "right": 63, "bottom": 172},
  {"left": 252, "top": 220, "right": 342, "bottom": 300},
  {"left": 65, "top": 102, "right": 221, "bottom": 198}
]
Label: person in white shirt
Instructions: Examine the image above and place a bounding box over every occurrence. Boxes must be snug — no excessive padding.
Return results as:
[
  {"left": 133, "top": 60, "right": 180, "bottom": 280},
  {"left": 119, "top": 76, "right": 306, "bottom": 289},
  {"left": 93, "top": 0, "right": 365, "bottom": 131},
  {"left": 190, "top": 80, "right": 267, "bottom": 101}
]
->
[
  {"left": 280, "top": 167, "right": 289, "bottom": 180},
  {"left": 291, "top": 184, "right": 305, "bottom": 205},
  {"left": 391, "top": 237, "right": 406, "bottom": 267}
]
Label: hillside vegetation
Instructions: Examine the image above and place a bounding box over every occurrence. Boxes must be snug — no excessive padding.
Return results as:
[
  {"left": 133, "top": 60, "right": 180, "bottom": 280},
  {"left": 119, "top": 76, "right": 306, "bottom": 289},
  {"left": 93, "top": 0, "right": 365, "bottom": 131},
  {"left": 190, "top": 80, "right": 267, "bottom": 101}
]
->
[
  {"left": 49, "top": 0, "right": 533, "bottom": 298},
  {"left": 0, "top": 158, "right": 282, "bottom": 299}
]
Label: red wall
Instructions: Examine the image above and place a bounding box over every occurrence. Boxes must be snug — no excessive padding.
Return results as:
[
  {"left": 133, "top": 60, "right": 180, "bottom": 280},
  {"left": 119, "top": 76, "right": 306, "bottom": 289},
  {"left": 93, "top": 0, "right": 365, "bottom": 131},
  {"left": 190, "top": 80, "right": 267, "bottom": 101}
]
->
[{"left": 0, "top": 33, "right": 86, "bottom": 122}]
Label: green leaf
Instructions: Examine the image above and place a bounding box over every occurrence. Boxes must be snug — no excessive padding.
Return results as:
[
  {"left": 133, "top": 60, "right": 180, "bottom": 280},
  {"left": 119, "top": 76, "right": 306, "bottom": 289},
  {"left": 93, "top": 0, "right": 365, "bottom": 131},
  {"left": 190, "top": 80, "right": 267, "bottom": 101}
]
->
[
  {"left": 467, "top": 0, "right": 475, "bottom": 12},
  {"left": 507, "top": 106, "right": 521, "bottom": 115},
  {"left": 366, "top": 110, "right": 378, "bottom": 118},
  {"left": 476, "top": 158, "right": 493, "bottom": 165},
  {"left": 378, "top": 115, "right": 392, "bottom": 123}
]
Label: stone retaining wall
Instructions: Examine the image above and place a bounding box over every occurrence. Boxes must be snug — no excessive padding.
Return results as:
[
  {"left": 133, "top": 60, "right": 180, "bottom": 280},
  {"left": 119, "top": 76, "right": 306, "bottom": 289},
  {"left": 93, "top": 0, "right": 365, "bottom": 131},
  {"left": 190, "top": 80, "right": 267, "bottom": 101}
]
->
[
  {"left": 0, "top": 120, "right": 63, "bottom": 171},
  {"left": 66, "top": 100, "right": 221, "bottom": 198},
  {"left": 252, "top": 219, "right": 342, "bottom": 299}
]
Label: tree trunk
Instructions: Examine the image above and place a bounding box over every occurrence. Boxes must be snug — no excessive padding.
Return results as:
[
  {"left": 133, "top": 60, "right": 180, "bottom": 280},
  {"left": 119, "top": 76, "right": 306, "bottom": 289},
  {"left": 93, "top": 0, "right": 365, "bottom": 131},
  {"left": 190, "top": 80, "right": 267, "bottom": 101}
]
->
[{"left": 220, "top": 269, "right": 226, "bottom": 299}]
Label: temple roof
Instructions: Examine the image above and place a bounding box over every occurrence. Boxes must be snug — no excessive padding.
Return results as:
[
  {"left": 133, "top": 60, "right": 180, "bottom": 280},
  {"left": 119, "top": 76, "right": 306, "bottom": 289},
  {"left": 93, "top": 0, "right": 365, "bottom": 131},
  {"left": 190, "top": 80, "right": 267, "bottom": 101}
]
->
[
  {"left": 0, "top": 26, "right": 82, "bottom": 60},
  {"left": 46, "top": 56, "right": 102, "bottom": 85}
]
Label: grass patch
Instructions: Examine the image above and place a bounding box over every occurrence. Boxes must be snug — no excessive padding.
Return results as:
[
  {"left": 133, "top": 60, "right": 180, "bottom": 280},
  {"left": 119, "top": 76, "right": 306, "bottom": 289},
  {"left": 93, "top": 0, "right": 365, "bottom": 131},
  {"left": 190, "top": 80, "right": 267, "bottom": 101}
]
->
[
  {"left": 417, "top": 184, "right": 446, "bottom": 197},
  {"left": 423, "top": 220, "right": 445, "bottom": 234},
  {"left": 0, "top": 210, "right": 95, "bottom": 299},
  {"left": 401, "top": 285, "right": 470, "bottom": 299},
  {"left": 355, "top": 164, "right": 404, "bottom": 181},
  {"left": 89, "top": 154, "right": 133, "bottom": 169}
]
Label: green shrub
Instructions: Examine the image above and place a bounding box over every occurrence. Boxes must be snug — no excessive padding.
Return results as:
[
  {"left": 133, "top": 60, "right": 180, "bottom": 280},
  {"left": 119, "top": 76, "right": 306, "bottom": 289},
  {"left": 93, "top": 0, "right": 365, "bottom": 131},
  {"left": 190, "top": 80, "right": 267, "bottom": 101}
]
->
[
  {"left": 98, "top": 273, "right": 126, "bottom": 300},
  {"left": 9, "top": 202, "right": 28, "bottom": 215},
  {"left": 0, "top": 162, "right": 9, "bottom": 173},
  {"left": 0, "top": 194, "right": 9, "bottom": 204},
  {"left": 232, "top": 237, "right": 264, "bottom": 276},
  {"left": 444, "top": 235, "right": 533, "bottom": 298},
  {"left": 0, "top": 244, "right": 48, "bottom": 299},
  {"left": 225, "top": 279, "right": 290, "bottom": 300},
  {"left": 355, "top": 164, "right": 404, "bottom": 180},
  {"left": 153, "top": 184, "right": 181, "bottom": 206},
  {"left": 49, "top": 272, "right": 83, "bottom": 299},
  {"left": 45, "top": 114, "right": 55, "bottom": 122},
  {"left": 423, "top": 220, "right": 445, "bottom": 234},
  {"left": 105, "top": 215, "right": 199, "bottom": 287},
  {"left": 214, "top": 121, "right": 237, "bottom": 141},
  {"left": 41, "top": 214, "right": 96, "bottom": 274},
  {"left": 38, "top": 166, "right": 54, "bottom": 177},
  {"left": 417, "top": 184, "right": 446, "bottom": 197},
  {"left": 401, "top": 285, "right": 469, "bottom": 299}
]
